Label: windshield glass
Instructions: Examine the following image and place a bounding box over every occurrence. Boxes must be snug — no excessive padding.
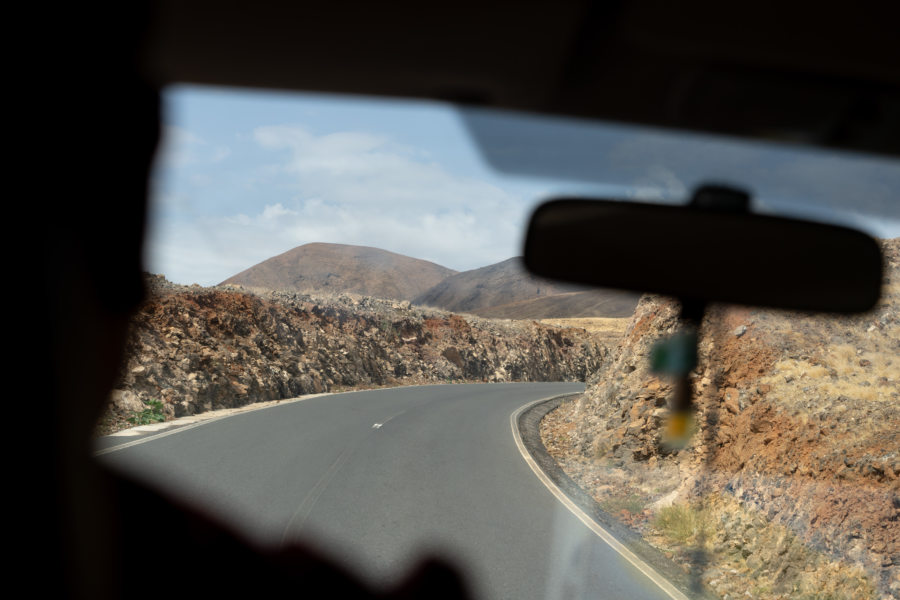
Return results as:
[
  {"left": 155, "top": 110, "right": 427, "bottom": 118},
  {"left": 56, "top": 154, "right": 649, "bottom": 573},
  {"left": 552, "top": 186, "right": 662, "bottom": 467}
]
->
[{"left": 95, "top": 85, "right": 899, "bottom": 600}]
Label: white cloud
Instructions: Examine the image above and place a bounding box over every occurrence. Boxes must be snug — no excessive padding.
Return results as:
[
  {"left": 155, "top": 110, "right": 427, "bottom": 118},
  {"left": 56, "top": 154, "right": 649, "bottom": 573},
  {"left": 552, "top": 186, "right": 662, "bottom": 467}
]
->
[
  {"left": 251, "top": 125, "right": 522, "bottom": 210},
  {"left": 147, "top": 124, "right": 537, "bottom": 285},
  {"left": 157, "top": 125, "right": 231, "bottom": 170},
  {"left": 260, "top": 203, "right": 298, "bottom": 220},
  {"left": 627, "top": 165, "right": 688, "bottom": 201}
]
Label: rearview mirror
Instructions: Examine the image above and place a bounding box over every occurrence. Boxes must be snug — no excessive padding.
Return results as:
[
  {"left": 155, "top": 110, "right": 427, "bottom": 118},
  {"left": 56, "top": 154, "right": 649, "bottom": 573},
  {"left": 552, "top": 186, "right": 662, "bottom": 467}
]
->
[{"left": 523, "top": 196, "right": 882, "bottom": 313}]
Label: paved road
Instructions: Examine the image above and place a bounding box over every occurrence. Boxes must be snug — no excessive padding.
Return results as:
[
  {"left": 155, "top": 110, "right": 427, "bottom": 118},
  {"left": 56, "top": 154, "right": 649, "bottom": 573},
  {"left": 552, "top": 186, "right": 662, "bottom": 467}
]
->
[{"left": 97, "top": 383, "right": 672, "bottom": 600}]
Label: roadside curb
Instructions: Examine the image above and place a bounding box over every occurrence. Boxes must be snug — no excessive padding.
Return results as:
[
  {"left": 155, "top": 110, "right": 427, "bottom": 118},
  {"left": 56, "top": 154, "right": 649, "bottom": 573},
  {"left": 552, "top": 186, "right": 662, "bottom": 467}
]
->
[
  {"left": 512, "top": 393, "right": 716, "bottom": 600},
  {"left": 94, "top": 390, "right": 341, "bottom": 455}
]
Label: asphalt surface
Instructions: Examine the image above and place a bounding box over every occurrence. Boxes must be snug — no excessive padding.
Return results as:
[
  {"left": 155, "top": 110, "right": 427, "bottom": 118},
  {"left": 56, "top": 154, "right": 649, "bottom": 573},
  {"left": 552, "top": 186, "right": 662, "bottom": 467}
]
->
[{"left": 96, "top": 383, "right": 672, "bottom": 600}]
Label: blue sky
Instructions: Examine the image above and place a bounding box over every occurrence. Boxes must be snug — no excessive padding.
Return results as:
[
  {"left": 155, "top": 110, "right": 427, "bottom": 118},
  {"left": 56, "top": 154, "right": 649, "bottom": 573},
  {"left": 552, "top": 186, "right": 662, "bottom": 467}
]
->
[
  {"left": 149, "top": 85, "right": 900, "bottom": 286},
  {"left": 149, "top": 86, "right": 576, "bottom": 284}
]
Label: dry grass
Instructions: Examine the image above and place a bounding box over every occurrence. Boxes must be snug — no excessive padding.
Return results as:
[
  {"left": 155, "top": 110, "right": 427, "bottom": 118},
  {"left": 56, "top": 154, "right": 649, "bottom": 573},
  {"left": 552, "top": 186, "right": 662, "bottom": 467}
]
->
[
  {"left": 762, "top": 353, "right": 896, "bottom": 405},
  {"left": 648, "top": 496, "right": 878, "bottom": 599},
  {"left": 653, "top": 503, "right": 714, "bottom": 545},
  {"left": 601, "top": 493, "right": 646, "bottom": 516},
  {"left": 757, "top": 300, "right": 898, "bottom": 413},
  {"left": 539, "top": 316, "right": 630, "bottom": 333},
  {"left": 539, "top": 317, "right": 630, "bottom": 346}
]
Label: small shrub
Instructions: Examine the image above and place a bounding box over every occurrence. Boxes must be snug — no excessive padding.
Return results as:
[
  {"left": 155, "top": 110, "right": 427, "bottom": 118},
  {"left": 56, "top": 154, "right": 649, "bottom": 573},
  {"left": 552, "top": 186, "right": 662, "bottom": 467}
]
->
[
  {"left": 127, "top": 399, "right": 166, "bottom": 426},
  {"left": 378, "top": 318, "right": 397, "bottom": 337},
  {"left": 654, "top": 503, "right": 712, "bottom": 545}
]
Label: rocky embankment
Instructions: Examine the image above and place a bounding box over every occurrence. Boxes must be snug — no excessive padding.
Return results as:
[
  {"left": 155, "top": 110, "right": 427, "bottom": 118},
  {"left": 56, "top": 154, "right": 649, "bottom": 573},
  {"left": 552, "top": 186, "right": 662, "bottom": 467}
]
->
[
  {"left": 542, "top": 239, "right": 899, "bottom": 599},
  {"left": 101, "top": 275, "right": 605, "bottom": 432}
]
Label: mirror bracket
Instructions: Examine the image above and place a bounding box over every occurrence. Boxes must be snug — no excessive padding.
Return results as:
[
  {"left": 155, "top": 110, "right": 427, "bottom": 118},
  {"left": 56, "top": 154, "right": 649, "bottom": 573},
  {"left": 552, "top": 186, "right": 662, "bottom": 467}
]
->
[{"left": 689, "top": 184, "right": 751, "bottom": 213}]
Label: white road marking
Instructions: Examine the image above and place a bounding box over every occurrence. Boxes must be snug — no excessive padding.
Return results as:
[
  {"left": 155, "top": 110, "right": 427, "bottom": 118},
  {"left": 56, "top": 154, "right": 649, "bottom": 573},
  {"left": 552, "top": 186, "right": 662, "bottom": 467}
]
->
[
  {"left": 510, "top": 395, "right": 689, "bottom": 600},
  {"left": 94, "top": 420, "right": 210, "bottom": 456},
  {"left": 370, "top": 407, "right": 411, "bottom": 431},
  {"left": 94, "top": 392, "right": 333, "bottom": 456}
]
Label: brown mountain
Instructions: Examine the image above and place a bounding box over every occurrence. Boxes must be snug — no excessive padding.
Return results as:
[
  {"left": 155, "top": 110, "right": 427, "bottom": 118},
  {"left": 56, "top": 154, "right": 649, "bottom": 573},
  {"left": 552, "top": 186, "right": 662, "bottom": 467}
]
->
[
  {"left": 475, "top": 289, "right": 640, "bottom": 319},
  {"left": 413, "top": 258, "right": 577, "bottom": 312},
  {"left": 413, "top": 257, "right": 639, "bottom": 318},
  {"left": 220, "top": 243, "right": 456, "bottom": 301}
]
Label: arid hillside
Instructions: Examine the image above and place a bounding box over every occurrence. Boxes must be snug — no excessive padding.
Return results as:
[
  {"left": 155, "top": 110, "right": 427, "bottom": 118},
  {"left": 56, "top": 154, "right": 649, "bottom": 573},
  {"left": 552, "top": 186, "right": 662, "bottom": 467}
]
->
[
  {"left": 221, "top": 245, "right": 639, "bottom": 319},
  {"left": 414, "top": 257, "right": 640, "bottom": 318},
  {"left": 476, "top": 289, "right": 640, "bottom": 319},
  {"left": 220, "top": 242, "right": 456, "bottom": 301},
  {"left": 100, "top": 275, "right": 606, "bottom": 433},
  {"left": 541, "top": 238, "right": 899, "bottom": 599}
]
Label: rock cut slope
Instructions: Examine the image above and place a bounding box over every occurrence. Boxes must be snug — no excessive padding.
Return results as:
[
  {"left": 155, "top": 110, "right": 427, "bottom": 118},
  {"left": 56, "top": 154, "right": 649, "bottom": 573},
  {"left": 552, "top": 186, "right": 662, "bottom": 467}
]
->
[{"left": 101, "top": 275, "right": 606, "bottom": 433}]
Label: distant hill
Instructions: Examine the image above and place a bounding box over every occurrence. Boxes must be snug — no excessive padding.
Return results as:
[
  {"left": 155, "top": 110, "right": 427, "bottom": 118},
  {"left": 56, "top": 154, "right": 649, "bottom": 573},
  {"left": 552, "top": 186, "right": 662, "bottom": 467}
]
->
[
  {"left": 413, "top": 257, "right": 639, "bottom": 318},
  {"left": 413, "top": 258, "right": 579, "bottom": 312},
  {"left": 475, "top": 289, "right": 640, "bottom": 319},
  {"left": 221, "top": 246, "right": 639, "bottom": 319},
  {"left": 220, "top": 243, "right": 457, "bottom": 301}
]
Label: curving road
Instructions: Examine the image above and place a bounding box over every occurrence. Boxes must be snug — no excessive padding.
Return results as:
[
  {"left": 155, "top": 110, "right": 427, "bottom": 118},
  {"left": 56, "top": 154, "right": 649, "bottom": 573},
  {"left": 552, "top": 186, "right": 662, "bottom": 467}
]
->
[{"left": 96, "top": 383, "right": 673, "bottom": 600}]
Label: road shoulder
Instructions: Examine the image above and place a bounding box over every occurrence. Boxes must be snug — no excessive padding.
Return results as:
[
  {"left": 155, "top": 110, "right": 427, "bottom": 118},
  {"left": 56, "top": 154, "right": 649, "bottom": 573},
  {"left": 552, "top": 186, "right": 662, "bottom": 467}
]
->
[{"left": 512, "top": 394, "right": 715, "bottom": 600}]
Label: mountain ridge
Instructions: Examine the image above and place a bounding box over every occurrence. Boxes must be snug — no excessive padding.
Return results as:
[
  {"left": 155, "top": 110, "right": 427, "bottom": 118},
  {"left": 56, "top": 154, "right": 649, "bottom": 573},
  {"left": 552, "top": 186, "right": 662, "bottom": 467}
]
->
[
  {"left": 221, "top": 242, "right": 639, "bottom": 319},
  {"left": 221, "top": 242, "right": 456, "bottom": 302}
]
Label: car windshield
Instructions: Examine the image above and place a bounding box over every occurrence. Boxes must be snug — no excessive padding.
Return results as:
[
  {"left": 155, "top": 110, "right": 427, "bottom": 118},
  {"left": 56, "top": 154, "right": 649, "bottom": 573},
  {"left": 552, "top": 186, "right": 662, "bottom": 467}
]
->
[{"left": 94, "top": 85, "right": 899, "bottom": 600}]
